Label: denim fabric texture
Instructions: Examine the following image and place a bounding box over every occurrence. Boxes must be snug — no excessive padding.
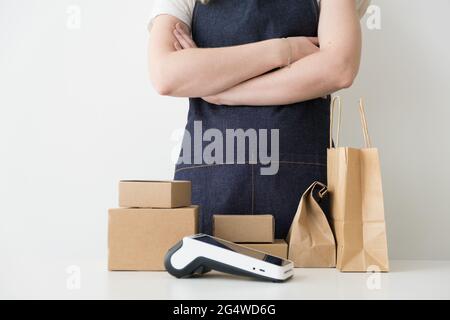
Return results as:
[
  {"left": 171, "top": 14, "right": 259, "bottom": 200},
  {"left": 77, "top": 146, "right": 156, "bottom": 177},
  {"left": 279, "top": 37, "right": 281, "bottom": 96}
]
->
[{"left": 174, "top": 0, "right": 330, "bottom": 238}]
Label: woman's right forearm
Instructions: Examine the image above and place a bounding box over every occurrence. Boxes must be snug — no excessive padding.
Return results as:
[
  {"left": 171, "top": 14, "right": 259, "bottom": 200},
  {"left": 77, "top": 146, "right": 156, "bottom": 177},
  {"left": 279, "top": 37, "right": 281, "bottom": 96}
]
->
[
  {"left": 151, "top": 40, "right": 286, "bottom": 97},
  {"left": 149, "top": 16, "right": 287, "bottom": 97}
]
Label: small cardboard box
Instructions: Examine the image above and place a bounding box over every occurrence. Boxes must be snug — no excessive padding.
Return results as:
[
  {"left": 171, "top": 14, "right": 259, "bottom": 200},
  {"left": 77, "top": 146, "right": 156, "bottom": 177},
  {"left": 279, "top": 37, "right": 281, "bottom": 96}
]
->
[
  {"left": 242, "top": 239, "right": 288, "bottom": 259},
  {"left": 108, "top": 206, "right": 198, "bottom": 271},
  {"left": 119, "top": 180, "right": 191, "bottom": 208},
  {"left": 213, "top": 214, "right": 274, "bottom": 243}
]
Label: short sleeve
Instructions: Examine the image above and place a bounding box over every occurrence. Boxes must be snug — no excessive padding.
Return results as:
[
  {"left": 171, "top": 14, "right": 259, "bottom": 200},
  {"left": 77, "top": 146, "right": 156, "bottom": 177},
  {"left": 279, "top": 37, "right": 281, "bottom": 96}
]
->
[{"left": 147, "top": 0, "right": 196, "bottom": 31}]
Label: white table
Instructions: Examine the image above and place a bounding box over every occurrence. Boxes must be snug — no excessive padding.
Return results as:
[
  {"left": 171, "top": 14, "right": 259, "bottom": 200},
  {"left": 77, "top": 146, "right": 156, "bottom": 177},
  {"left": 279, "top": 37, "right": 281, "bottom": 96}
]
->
[{"left": 2, "top": 260, "right": 450, "bottom": 299}]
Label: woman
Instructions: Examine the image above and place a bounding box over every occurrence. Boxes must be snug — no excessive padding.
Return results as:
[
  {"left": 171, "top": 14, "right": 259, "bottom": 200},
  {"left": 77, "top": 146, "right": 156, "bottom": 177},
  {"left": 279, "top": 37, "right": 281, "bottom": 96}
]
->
[{"left": 148, "top": 0, "right": 370, "bottom": 238}]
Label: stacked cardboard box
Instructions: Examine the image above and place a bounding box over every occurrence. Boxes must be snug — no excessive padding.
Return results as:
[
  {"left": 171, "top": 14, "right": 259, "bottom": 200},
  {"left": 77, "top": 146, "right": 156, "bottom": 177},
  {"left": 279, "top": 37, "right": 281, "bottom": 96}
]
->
[
  {"left": 108, "top": 180, "right": 198, "bottom": 271},
  {"left": 213, "top": 214, "right": 288, "bottom": 259}
]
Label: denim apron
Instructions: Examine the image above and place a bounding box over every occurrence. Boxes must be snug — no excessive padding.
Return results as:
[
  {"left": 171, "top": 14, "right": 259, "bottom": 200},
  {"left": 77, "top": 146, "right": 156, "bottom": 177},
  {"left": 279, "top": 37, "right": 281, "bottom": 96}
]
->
[{"left": 174, "top": 0, "right": 330, "bottom": 238}]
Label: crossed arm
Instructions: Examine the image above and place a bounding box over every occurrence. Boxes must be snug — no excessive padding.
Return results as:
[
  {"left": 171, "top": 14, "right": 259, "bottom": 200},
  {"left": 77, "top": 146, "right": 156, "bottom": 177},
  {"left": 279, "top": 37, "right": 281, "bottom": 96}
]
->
[{"left": 148, "top": 0, "right": 361, "bottom": 106}]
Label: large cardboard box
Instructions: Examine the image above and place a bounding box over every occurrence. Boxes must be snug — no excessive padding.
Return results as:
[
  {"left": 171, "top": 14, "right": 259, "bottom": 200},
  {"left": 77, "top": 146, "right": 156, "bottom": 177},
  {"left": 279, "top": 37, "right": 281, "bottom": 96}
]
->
[
  {"left": 108, "top": 206, "right": 198, "bottom": 271},
  {"left": 119, "top": 180, "right": 191, "bottom": 208},
  {"left": 213, "top": 214, "right": 274, "bottom": 243},
  {"left": 242, "top": 240, "right": 288, "bottom": 259}
]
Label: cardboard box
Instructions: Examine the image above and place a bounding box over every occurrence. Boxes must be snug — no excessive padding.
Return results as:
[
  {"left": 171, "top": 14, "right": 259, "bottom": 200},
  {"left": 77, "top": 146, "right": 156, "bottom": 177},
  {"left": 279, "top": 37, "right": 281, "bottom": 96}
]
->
[
  {"left": 213, "top": 214, "right": 274, "bottom": 243},
  {"left": 108, "top": 206, "right": 198, "bottom": 271},
  {"left": 241, "top": 240, "right": 288, "bottom": 259},
  {"left": 119, "top": 180, "right": 191, "bottom": 208}
]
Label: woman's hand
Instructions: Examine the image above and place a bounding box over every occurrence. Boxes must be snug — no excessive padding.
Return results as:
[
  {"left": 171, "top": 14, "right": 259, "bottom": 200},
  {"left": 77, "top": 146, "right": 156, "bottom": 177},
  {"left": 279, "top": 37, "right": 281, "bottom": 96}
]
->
[
  {"left": 286, "top": 37, "right": 320, "bottom": 64},
  {"left": 172, "top": 23, "right": 217, "bottom": 104},
  {"left": 172, "top": 25, "right": 222, "bottom": 104},
  {"left": 173, "top": 23, "right": 197, "bottom": 50}
]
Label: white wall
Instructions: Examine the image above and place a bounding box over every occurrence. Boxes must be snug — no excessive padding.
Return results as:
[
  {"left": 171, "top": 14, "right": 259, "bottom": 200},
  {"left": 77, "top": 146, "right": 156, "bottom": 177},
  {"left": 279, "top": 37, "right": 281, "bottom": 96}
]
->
[
  {"left": 0, "top": 0, "right": 449, "bottom": 266},
  {"left": 343, "top": 0, "right": 450, "bottom": 260}
]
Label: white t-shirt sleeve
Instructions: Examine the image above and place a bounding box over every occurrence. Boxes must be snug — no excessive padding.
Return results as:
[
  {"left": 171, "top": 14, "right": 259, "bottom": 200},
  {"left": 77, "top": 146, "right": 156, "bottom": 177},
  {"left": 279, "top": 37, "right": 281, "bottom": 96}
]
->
[
  {"left": 148, "top": 0, "right": 196, "bottom": 31},
  {"left": 148, "top": 0, "right": 371, "bottom": 32}
]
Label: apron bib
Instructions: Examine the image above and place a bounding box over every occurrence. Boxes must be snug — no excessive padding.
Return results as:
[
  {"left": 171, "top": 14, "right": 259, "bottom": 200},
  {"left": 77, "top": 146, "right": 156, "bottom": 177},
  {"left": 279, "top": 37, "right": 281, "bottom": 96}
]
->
[{"left": 175, "top": 0, "right": 330, "bottom": 238}]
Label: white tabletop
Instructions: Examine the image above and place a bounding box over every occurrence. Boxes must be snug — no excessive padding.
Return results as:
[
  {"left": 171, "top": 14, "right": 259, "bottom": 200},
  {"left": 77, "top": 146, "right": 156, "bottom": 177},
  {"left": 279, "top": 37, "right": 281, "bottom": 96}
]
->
[{"left": 2, "top": 259, "right": 450, "bottom": 300}]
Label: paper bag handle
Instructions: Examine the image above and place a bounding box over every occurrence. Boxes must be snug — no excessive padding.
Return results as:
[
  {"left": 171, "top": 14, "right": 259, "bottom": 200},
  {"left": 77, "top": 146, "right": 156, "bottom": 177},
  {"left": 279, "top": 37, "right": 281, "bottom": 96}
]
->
[
  {"left": 315, "top": 181, "right": 328, "bottom": 199},
  {"left": 329, "top": 97, "right": 372, "bottom": 148},
  {"left": 359, "top": 98, "right": 372, "bottom": 148},
  {"left": 329, "top": 96, "right": 342, "bottom": 148}
]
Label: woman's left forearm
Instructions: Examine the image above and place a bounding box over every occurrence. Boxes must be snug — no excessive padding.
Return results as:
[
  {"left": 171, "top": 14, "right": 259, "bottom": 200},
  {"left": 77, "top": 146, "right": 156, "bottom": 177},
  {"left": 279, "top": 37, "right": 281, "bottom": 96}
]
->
[{"left": 206, "top": 49, "right": 357, "bottom": 106}]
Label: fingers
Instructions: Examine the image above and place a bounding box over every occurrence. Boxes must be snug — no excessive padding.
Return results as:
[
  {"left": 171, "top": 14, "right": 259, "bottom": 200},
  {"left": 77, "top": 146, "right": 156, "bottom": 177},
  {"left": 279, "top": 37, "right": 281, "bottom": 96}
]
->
[
  {"left": 173, "top": 23, "right": 197, "bottom": 49},
  {"left": 174, "top": 41, "right": 182, "bottom": 51},
  {"left": 175, "top": 22, "right": 190, "bottom": 34},
  {"left": 173, "top": 29, "right": 189, "bottom": 49}
]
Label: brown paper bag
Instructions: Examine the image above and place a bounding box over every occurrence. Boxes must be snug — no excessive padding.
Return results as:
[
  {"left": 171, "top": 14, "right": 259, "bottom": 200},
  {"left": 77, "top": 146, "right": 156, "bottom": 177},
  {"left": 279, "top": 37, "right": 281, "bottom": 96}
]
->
[
  {"left": 286, "top": 181, "right": 336, "bottom": 268},
  {"left": 327, "top": 97, "right": 389, "bottom": 272}
]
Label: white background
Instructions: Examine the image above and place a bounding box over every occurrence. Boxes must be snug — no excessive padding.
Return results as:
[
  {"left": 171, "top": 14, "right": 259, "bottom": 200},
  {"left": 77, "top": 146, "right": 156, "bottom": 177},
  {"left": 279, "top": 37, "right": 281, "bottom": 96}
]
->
[{"left": 0, "top": 0, "right": 449, "bottom": 284}]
